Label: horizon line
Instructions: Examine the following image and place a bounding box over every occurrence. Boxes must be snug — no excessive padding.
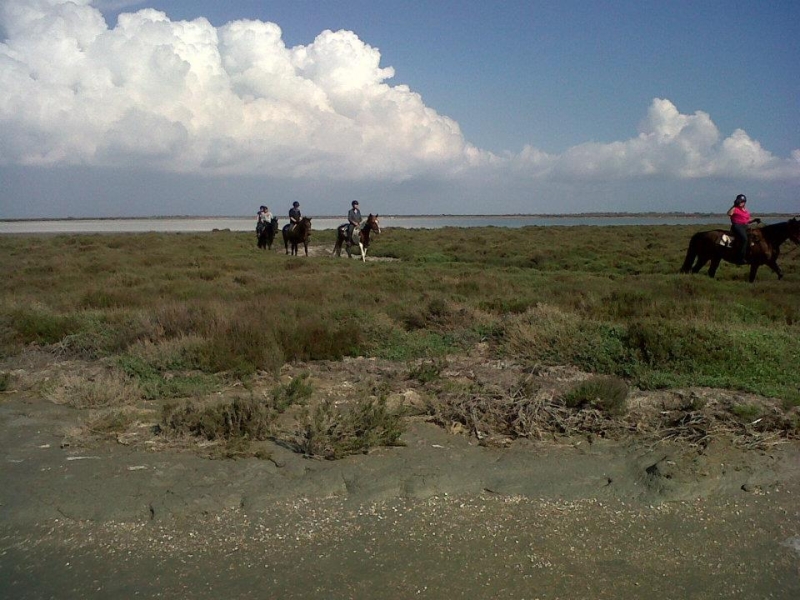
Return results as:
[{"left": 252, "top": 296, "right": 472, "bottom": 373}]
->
[{"left": 3, "top": 211, "right": 797, "bottom": 223}]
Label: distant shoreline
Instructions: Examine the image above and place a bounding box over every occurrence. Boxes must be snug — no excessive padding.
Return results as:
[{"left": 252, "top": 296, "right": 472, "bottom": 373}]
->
[{"left": 2, "top": 212, "right": 795, "bottom": 223}]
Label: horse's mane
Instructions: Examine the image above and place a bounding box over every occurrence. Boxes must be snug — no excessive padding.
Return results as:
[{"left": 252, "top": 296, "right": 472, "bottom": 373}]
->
[{"left": 754, "top": 218, "right": 800, "bottom": 248}]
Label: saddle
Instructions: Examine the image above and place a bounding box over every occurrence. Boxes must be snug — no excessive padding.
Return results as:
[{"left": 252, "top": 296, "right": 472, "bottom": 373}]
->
[
  {"left": 339, "top": 224, "right": 359, "bottom": 246},
  {"left": 719, "top": 228, "right": 763, "bottom": 251}
]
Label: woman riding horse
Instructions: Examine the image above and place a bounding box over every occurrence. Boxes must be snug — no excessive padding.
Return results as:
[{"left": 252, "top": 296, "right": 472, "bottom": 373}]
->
[
  {"left": 333, "top": 214, "right": 380, "bottom": 261},
  {"left": 681, "top": 217, "right": 800, "bottom": 282}
]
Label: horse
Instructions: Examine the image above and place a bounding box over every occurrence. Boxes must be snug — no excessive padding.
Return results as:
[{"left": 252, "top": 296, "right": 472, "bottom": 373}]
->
[
  {"left": 680, "top": 217, "right": 800, "bottom": 282},
  {"left": 257, "top": 217, "right": 279, "bottom": 250},
  {"left": 282, "top": 216, "right": 312, "bottom": 256},
  {"left": 332, "top": 214, "right": 381, "bottom": 261}
]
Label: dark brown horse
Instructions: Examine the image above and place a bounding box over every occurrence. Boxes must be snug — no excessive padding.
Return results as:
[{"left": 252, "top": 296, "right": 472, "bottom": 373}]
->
[
  {"left": 680, "top": 217, "right": 800, "bottom": 282},
  {"left": 257, "top": 217, "right": 279, "bottom": 250},
  {"left": 282, "top": 216, "right": 312, "bottom": 256},
  {"left": 332, "top": 214, "right": 381, "bottom": 261}
]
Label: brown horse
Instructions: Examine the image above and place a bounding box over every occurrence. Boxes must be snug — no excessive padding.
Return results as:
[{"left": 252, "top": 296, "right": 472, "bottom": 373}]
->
[
  {"left": 257, "top": 217, "right": 279, "bottom": 250},
  {"left": 332, "top": 214, "right": 381, "bottom": 261},
  {"left": 680, "top": 217, "right": 800, "bottom": 282},
  {"left": 282, "top": 216, "right": 312, "bottom": 256}
]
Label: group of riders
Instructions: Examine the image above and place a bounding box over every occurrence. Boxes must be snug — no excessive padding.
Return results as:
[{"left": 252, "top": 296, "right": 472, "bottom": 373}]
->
[
  {"left": 256, "top": 199, "right": 364, "bottom": 243},
  {"left": 257, "top": 192, "right": 760, "bottom": 262}
]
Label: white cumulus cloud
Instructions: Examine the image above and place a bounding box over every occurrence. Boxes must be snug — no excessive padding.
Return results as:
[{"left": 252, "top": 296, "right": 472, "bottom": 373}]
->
[
  {"left": 1, "top": 0, "right": 797, "bottom": 187},
  {"left": 513, "top": 98, "right": 799, "bottom": 182},
  {"left": 0, "top": 0, "right": 480, "bottom": 178}
]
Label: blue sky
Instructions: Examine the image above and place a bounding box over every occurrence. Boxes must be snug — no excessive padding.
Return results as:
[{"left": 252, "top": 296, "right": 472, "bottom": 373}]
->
[{"left": 1, "top": 0, "right": 798, "bottom": 217}]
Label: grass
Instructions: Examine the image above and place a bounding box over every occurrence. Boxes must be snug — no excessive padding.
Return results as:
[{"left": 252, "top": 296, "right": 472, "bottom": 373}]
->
[
  {"left": 1, "top": 225, "right": 798, "bottom": 407},
  {"left": 46, "top": 370, "right": 142, "bottom": 409}
]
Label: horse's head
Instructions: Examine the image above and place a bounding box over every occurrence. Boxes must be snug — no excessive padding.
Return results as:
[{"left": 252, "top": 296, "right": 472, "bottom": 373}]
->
[
  {"left": 366, "top": 213, "right": 381, "bottom": 234},
  {"left": 789, "top": 217, "right": 800, "bottom": 244}
]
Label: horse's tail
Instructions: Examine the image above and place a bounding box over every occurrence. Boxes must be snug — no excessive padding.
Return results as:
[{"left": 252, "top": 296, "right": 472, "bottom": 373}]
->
[{"left": 680, "top": 233, "right": 700, "bottom": 273}]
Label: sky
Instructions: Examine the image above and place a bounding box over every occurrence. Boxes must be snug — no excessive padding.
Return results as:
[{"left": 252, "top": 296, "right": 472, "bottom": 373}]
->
[{"left": 0, "top": 0, "right": 798, "bottom": 218}]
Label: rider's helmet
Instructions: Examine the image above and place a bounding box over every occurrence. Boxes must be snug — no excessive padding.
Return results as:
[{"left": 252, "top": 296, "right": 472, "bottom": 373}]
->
[
  {"left": 352, "top": 200, "right": 359, "bottom": 207},
  {"left": 260, "top": 205, "right": 266, "bottom": 211},
  {"left": 292, "top": 201, "right": 300, "bottom": 207},
  {"left": 735, "top": 194, "right": 747, "bottom": 206}
]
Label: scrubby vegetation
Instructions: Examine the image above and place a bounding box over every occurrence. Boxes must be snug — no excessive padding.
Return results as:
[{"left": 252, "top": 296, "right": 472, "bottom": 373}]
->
[{"left": 1, "top": 224, "right": 798, "bottom": 457}]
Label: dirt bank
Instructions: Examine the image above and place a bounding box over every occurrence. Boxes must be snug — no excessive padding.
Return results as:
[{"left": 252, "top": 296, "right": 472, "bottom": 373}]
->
[{"left": 1, "top": 354, "right": 799, "bottom": 598}]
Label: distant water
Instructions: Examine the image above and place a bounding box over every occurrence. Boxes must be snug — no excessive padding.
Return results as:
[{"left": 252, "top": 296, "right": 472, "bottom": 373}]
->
[{"left": 0, "top": 214, "right": 740, "bottom": 234}]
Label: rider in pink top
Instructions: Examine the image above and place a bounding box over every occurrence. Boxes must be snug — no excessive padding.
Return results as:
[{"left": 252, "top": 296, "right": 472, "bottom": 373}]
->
[
  {"left": 729, "top": 202, "right": 750, "bottom": 225},
  {"left": 726, "top": 194, "right": 760, "bottom": 264}
]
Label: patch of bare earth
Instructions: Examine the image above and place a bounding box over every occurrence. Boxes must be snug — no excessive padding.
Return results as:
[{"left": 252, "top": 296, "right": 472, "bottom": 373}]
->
[{"left": 2, "top": 349, "right": 799, "bottom": 599}]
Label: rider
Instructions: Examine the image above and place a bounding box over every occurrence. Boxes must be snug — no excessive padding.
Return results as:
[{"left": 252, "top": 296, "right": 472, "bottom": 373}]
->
[
  {"left": 256, "top": 205, "right": 272, "bottom": 236},
  {"left": 727, "top": 194, "right": 760, "bottom": 264},
  {"left": 346, "top": 200, "right": 362, "bottom": 244},
  {"left": 289, "top": 201, "right": 301, "bottom": 232}
]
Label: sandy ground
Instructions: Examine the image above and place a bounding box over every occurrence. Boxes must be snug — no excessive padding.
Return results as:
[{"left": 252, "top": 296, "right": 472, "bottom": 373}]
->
[{"left": 2, "top": 386, "right": 800, "bottom": 599}]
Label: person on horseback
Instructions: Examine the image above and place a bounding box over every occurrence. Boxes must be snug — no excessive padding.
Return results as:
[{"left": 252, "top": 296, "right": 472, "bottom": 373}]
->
[
  {"left": 256, "top": 205, "right": 272, "bottom": 237},
  {"left": 727, "top": 194, "right": 760, "bottom": 264},
  {"left": 289, "top": 201, "right": 301, "bottom": 232},
  {"left": 346, "top": 200, "right": 362, "bottom": 245}
]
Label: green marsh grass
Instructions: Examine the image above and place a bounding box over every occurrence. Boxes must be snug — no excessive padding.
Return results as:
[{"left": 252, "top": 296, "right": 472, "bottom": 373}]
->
[{"left": 2, "top": 224, "right": 798, "bottom": 404}]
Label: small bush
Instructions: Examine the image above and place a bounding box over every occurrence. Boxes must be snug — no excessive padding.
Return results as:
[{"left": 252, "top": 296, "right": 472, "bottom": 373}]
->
[
  {"left": 730, "top": 403, "right": 762, "bottom": 422},
  {"left": 200, "top": 317, "right": 284, "bottom": 376},
  {"left": 9, "top": 305, "right": 83, "bottom": 345},
  {"left": 271, "top": 373, "right": 313, "bottom": 412},
  {"left": 563, "top": 376, "right": 629, "bottom": 416},
  {"left": 161, "top": 396, "right": 273, "bottom": 441},
  {"left": 117, "top": 354, "right": 219, "bottom": 400},
  {"left": 407, "top": 359, "right": 447, "bottom": 384},
  {"left": 83, "top": 408, "right": 140, "bottom": 439},
  {"left": 0, "top": 372, "right": 11, "bottom": 392},
  {"left": 299, "top": 397, "right": 405, "bottom": 459}
]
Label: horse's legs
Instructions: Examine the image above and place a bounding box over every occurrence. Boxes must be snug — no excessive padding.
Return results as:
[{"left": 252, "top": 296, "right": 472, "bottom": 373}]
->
[
  {"left": 303, "top": 241, "right": 308, "bottom": 256},
  {"left": 359, "top": 242, "right": 366, "bottom": 262},
  {"left": 761, "top": 260, "right": 783, "bottom": 281},
  {"left": 707, "top": 257, "right": 721, "bottom": 278},
  {"left": 692, "top": 255, "right": 708, "bottom": 274},
  {"left": 747, "top": 264, "right": 759, "bottom": 283}
]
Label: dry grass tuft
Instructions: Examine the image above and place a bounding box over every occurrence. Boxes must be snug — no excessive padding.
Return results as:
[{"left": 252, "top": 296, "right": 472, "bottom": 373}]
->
[
  {"left": 47, "top": 369, "right": 141, "bottom": 408},
  {"left": 425, "top": 375, "right": 799, "bottom": 450}
]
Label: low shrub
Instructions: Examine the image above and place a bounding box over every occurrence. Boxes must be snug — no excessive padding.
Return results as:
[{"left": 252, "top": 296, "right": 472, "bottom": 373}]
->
[
  {"left": 298, "top": 397, "right": 405, "bottom": 459},
  {"left": 407, "top": 359, "right": 447, "bottom": 384},
  {"left": 8, "top": 305, "right": 84, "bottom": 345},
  {"left": 200, "top": 317, "right": 284, "bottom": 376},
  {"left": 161, "top": 396, "right": 273, "bottom": 441},
  {"left": 117, "top": 353, "right": 219, "bottom": 400},
  {"left": 271, "top": 373, "right": 313, "bottom": 412},
  {"left": 563, "top": 376, "right": 629, "bottom": 416},
  {"left": 730, "top": 403, "right": 762, "bottom": 422},
  {"left": 0, "top": 371, "right": 11, "bottom": 392},
  {"left": 82, "top": 407, "right": 141, "bottom": 439}
]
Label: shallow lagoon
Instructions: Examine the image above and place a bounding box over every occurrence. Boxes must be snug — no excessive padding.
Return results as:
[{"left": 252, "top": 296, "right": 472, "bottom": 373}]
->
[{"left": 0, "top": 214, "right": 738, "bottom": 234}]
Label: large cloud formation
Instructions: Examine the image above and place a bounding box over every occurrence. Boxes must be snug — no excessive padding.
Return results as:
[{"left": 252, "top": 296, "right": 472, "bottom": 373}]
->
[{"left": 1, "top": 0, "right": 798, "bottom": 187}]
